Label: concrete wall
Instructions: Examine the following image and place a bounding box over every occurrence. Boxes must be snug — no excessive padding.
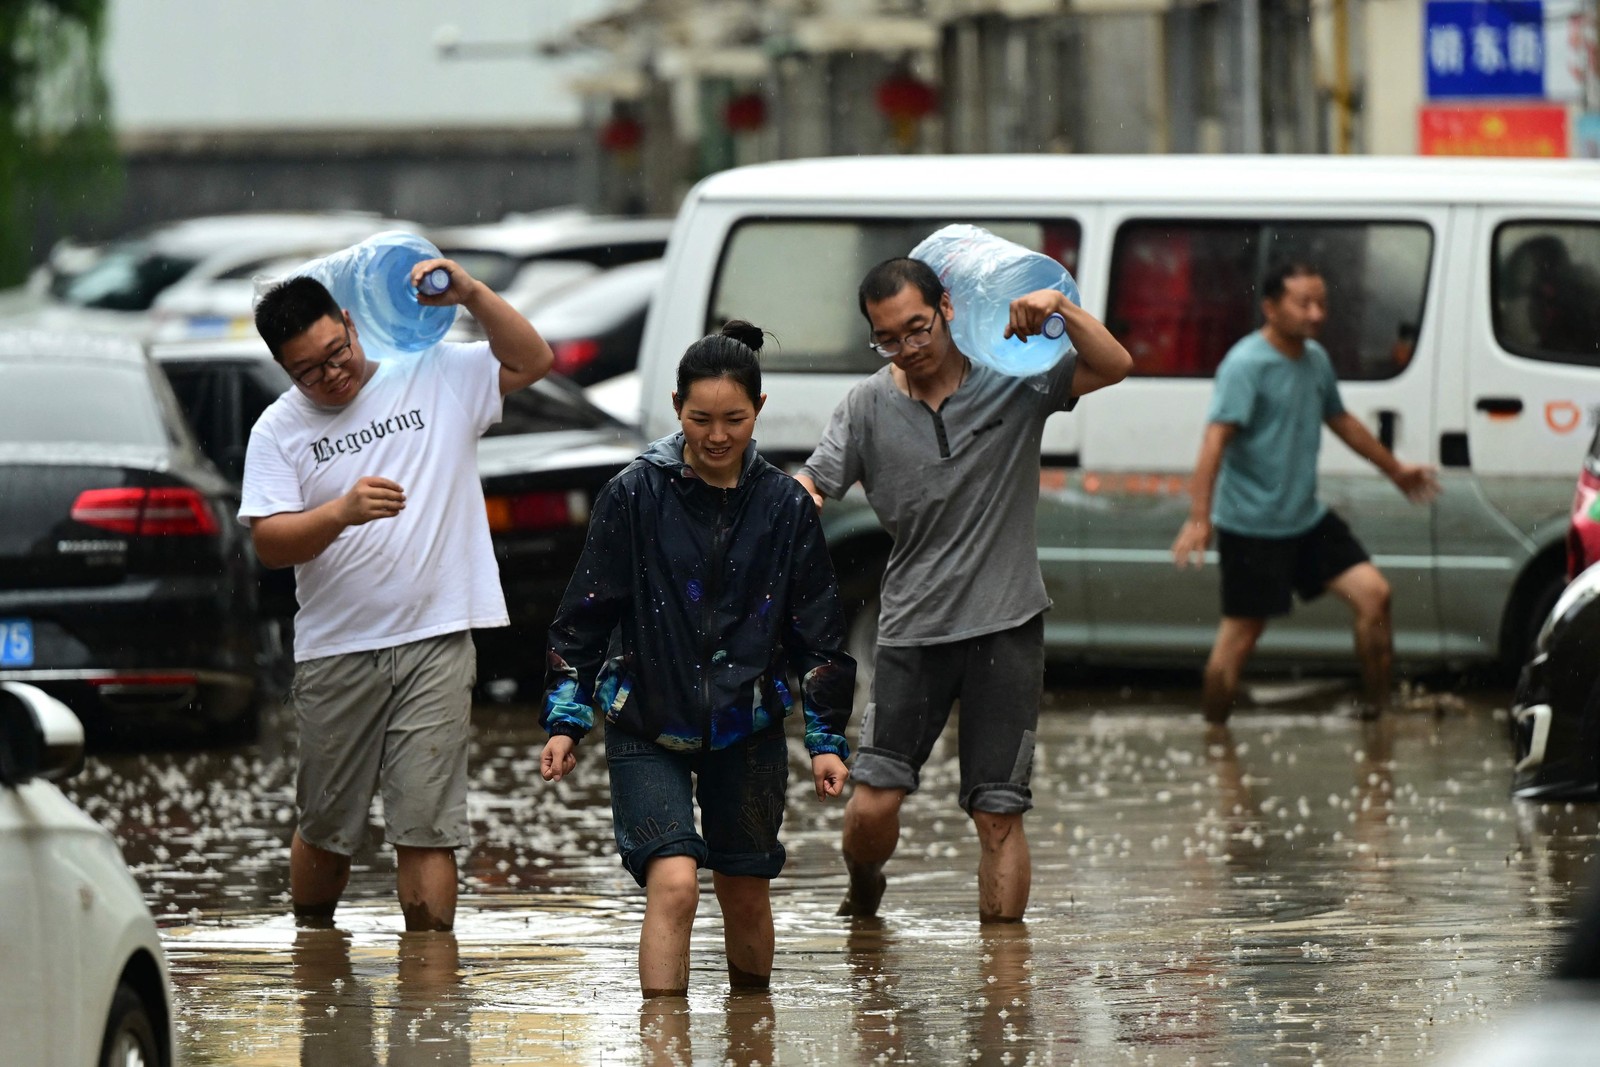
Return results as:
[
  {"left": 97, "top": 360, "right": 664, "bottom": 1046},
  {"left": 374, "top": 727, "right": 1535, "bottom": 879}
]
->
[
  {"left": 104, "top": 0, "right": 607, "bottom": 133},
  {"left": 1364, "top": 0, "right": 1424, "bottom": 153}
]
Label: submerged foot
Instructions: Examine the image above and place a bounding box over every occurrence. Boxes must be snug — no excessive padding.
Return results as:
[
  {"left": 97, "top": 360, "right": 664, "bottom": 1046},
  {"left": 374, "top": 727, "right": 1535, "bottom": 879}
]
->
[
  {"left": 1340, "top": 697, "right": 1384, "bottom": 721},
  {"left": 837, "top": 865, "right": 887, "bottom": 917}
]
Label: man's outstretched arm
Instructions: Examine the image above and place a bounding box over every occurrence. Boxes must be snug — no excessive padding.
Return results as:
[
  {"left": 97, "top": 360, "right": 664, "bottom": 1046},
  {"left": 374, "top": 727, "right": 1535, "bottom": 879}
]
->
[{"left": 1325, "top": 411, "right": 1439, "bottom": 503}]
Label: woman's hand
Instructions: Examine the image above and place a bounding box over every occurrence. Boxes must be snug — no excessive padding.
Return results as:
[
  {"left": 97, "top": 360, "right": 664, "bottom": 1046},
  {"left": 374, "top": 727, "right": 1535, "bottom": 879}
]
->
[
  {"left": 811, "top": 753, "right": 849, "bottom": 800},
  {"left": 541, "top": 735, "right": 577, "bottom": 782}
]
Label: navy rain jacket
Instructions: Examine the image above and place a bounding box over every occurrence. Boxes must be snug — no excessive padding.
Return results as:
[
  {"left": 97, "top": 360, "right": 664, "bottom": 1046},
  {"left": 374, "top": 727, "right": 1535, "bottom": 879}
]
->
[{"left": 542, "top": 433, "right": 855, "bottom": 757}]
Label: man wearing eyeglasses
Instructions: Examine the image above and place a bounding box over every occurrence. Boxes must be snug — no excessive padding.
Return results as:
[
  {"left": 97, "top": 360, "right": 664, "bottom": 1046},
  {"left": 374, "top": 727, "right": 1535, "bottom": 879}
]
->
[
  {"left": 239, "top": 264, "right": 552, "bottom": 932},
  {"left": 795, "top": 257, "right": 1131, "bottom": 924}
]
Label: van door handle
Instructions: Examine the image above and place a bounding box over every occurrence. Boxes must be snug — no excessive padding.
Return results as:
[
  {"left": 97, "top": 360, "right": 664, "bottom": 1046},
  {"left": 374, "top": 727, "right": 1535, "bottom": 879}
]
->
[
  {"left": 1377, "top": 410, "right": 1396, "bottom": 451},
  {"left": 1475, "top": 397, "right": 1524, "bottom": 416}
]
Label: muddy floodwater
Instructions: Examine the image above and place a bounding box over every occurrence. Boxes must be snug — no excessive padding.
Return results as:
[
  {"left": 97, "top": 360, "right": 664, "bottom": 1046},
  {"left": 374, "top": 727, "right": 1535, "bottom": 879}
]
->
[{"left": 69, "top": 681, "right": 1600, "bottom": 1065}]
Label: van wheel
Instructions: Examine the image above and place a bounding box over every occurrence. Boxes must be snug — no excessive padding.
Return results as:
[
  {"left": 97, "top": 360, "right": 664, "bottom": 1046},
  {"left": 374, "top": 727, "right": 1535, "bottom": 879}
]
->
[
  {"left": 1509, "top": 567, "right": 1567, "bottom": 671},
  {"left": 99, "top": 982, "right": 161, "bottom": 1067}
]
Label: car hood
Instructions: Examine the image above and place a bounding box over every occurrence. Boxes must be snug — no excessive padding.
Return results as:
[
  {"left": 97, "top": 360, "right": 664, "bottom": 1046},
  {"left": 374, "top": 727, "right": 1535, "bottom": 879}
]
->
[{"left": 475, "top": 428, "right": 642, "bottom": 480}]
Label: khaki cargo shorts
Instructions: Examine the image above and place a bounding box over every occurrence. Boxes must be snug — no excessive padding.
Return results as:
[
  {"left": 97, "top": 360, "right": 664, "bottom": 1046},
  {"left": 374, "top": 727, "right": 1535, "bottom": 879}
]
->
[{"left": 291, "top": 631, "right": 475, "bottom": 855}]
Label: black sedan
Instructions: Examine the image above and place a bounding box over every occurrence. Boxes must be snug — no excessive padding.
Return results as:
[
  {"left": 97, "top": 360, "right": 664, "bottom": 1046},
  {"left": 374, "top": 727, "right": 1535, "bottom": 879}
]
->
[
  {"left": 527, "top": 259, "right": 664, "bottom": 386},
  {"left": 149, "top": 339, "right": 644, "bottom": 692},
  {"left": 0, "top": 331, "right": 261, "bottom": 742},
  {"left": 1511, "top": 561, "right": 1600, "bottom": 799}
]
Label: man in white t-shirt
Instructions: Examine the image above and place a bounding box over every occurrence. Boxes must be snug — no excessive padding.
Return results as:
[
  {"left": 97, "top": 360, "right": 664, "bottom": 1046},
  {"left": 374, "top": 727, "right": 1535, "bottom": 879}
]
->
[{"left": 240, "top": 262, "right": 551, "bottom": 931}]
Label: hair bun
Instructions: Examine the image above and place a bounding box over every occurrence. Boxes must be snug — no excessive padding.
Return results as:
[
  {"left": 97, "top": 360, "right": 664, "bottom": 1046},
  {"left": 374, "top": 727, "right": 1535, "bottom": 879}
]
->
[{"left": 719, "top": 319, "right": 764, "bottom": 353}]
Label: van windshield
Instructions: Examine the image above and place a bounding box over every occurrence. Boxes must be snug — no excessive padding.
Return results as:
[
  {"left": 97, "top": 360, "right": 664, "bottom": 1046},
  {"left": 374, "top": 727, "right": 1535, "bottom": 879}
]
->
[{"left": 709, "top": 219, "right": 1081, "bottom": 374}]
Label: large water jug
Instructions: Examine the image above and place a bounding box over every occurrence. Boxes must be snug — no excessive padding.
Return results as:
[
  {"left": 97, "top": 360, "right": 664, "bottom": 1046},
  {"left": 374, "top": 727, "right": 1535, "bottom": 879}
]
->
[
  {"left": 910, "top": 224, "right": 1080, "bottom": 377},
  {"left": 292, "top": 231, "right": 456, "bottom": 353}
]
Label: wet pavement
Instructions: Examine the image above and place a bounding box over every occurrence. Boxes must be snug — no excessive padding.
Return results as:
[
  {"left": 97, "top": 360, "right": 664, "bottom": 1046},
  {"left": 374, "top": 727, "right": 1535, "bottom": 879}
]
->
[{"left": 67, "top": 679, "right": 1600, "bottom": 1066}]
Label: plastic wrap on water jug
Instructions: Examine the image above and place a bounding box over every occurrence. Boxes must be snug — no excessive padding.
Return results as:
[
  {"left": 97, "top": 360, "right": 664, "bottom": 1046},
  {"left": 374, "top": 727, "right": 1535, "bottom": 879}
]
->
[
  {"left": 259, "top": 231, "right": 456, "bottom": 354},
  {"left": 910, "top": 223, "right": 1080, "bottom": 382}
]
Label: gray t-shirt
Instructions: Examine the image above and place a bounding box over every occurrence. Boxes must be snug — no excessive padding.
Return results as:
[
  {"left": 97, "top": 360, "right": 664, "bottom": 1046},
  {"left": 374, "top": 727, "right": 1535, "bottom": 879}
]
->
[{"left": 800, "top": 356, "right": 1077, "bottom": 647}]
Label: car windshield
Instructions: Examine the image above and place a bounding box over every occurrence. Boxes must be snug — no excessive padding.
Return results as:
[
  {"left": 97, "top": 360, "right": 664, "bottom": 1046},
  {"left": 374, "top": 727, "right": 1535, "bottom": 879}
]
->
[
  {"left": 485, "top": 377, "right": 613, "bottom": 438},
  {"left": 529, "top": 261, "right": 663, "bottom": 335},
  {"left": 0, "top": 363, "right": 167, "bottom": 446},
  {"left": 55, "top": 242, "right": 199, "bottom": 311}
]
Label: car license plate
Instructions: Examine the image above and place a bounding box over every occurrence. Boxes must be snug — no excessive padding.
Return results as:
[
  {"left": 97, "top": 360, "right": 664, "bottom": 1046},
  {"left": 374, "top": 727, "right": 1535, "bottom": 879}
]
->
[{"left": 0, "top": 619, "right": 33, "bottom": 667}]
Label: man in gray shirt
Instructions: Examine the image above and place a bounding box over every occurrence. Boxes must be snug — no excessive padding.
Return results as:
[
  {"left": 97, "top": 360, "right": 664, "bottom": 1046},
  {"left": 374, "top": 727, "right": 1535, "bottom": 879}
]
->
[{"left": 796, "top": 257, "right": 1132, "bottom": 922}]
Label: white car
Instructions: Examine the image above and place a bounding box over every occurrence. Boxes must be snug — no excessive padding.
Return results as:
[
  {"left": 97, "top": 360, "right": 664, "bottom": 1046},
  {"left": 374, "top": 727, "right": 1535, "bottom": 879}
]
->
[
  {"left": 433, "top": 208, "right": 673, "bottom": 339},
  {"left": 0, "top": 682, "right": 176, "bottom": 1067},
  {"left": 9, "top": 211, "right": 425, "bottom": 345}
]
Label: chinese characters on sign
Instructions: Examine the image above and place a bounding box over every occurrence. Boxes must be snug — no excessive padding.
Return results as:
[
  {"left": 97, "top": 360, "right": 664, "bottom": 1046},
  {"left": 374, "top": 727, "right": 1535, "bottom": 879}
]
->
[
  {"left": 1426, "top": 0, "right": 1546, "bottom": 99},
  {"left": 1419, "top": 103, "right": 1568, "bottom": 155}
]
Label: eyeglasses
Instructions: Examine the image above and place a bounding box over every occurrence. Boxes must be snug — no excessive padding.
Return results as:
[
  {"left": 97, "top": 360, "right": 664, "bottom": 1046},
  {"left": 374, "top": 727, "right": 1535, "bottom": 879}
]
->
[
  {"left": 867, "top": 314, "right": 940, "bottom": 358},
  {"left": 291, "top": 329, "right": 354, "bottom": 387}
]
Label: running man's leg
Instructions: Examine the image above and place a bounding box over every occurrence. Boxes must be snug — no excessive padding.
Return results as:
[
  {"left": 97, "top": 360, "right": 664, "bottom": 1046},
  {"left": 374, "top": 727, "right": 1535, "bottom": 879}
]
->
[
  {"left": 1293, "top": 512, "right": 1387, "bottom": 715},
  {"left": 713, "top": 873, "right": 774, "bottom": 988},
  {"left": 1326, "top": 561, "right": 1393, "bottom": 713},
  {"left": 641, "top": 856, "right": 700, "bottom": 997},
  {"left": 1202, "top": 617, "right": 1268, "bottom": 724}
]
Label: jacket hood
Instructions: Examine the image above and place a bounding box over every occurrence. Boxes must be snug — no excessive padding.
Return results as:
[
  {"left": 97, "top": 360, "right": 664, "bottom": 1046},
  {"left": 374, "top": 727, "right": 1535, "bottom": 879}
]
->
[{"left": 640, "top": 432, "right": 766, "bottom": 487}]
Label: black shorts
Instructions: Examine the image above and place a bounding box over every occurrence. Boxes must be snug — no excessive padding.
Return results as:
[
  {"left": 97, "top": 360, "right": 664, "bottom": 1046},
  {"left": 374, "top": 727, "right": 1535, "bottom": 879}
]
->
[
  {"left": 1217, "top": 510, "right": 1370, "bottom": 619},
  {"left": 855, "top": 613, "right": 1044, "bottom": 815}
]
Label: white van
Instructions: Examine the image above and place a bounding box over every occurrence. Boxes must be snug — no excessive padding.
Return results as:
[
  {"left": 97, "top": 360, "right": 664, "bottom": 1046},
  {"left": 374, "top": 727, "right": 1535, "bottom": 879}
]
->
[{"left": 634, "top": 155, "right": 1600, "bottom": 673}]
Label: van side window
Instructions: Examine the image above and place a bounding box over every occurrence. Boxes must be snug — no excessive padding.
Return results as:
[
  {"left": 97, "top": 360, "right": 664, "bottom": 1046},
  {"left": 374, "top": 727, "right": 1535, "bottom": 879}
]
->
[
  {"left": 708, "top": 219, "right": 1080, "bottom": 374},
  {"left": 1493, "top": 222, "right": 1600, "bottom": 366},
  {"left": 1107, "top": 220, "right": 1432, "bottom": 380}
]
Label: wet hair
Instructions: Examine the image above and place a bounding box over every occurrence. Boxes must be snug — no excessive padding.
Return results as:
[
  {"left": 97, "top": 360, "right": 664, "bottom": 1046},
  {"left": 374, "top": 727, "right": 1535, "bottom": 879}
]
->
[
  {"left": 675, "top": 319, "right": 765, "bottom": 407},
  {"left": 858, "top": 257, "right": 944, "bottom": 320},
  {"left": 254, "top": 276, "right": 342, "bottom": 360},
  {"left": 1260, "top": 261, "right": 1322, "bottom": 303}
]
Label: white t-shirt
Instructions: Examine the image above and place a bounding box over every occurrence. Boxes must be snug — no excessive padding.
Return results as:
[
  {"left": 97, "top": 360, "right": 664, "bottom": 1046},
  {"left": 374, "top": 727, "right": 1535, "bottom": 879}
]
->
[{"left": 238, "top": 341, "right": 510, "bottom": 661}]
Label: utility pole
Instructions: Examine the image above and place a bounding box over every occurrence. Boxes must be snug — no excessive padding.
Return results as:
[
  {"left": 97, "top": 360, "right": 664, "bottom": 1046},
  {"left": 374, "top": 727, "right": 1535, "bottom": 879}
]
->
[
  {"left": 1332, "top": 0, "right": 1354, "bottom": 153},
  {"left": 1240, "top": 0, "right": 1264, "bottom": 152}
]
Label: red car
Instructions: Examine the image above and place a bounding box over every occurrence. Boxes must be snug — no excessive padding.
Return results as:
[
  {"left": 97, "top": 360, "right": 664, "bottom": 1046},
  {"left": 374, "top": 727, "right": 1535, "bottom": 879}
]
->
[{"left": 1568, "top": 426, "right": 1600, "bottom": 579}]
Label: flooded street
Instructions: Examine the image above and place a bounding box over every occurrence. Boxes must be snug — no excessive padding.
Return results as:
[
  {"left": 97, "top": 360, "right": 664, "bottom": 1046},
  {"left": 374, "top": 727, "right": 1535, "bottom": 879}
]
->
[{"left": 68, "top": 680, "right": 1598, "bottom": 1066}]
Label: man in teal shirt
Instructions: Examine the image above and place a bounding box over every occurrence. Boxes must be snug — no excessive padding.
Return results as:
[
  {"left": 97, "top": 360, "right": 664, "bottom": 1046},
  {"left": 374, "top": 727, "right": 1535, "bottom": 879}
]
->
[{"left": 1171, "top": 262, "right": 1438, "bottom": 723}]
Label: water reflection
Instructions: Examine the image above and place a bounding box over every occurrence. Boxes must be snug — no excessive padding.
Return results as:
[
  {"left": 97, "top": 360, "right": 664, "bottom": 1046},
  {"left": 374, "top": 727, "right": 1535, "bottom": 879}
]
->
[
  {"left": 293, "top": 930, "right": 375, "bottom": 1067},
  {"left": 73, "top": 694, "right": 1600, "bottom": 1064},
  {"left": 637, "top": 991, "right": 774, "bottom": 1067},
  {"left": 292, "top": 930, "right": 468, "bottom": 1067}
]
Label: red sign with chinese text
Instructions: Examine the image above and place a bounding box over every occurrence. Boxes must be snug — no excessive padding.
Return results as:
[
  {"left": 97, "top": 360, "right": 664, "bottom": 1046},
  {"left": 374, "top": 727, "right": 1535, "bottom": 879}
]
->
[{"left": 1419, "top": 104, "right": 1570, "bottom": 156}]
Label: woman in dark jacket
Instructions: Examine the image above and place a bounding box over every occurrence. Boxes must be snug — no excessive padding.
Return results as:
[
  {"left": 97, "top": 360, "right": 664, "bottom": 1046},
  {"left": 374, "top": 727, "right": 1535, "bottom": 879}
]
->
[{"left": 539, "top": 320, "right": 855, "bottom": 997}]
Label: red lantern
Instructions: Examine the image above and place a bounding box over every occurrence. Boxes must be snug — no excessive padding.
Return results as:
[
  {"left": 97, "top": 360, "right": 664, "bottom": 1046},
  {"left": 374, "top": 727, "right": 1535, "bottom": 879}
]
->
[
  {"left": 875, "top": 72, "right": 939, "bottom": 123},
  {"left": 724, "top": 91, "right": 768, "bottom": 134},
  {"left": 598, "top": 114, "right": 644, "bottom": 153}
]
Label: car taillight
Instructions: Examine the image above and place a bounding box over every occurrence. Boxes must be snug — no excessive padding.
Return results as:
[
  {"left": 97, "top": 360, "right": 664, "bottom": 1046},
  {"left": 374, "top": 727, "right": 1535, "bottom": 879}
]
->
[
  {"left": 71, "top": 487, "right": 220, "bottom": 536},
  {"left": 551, "top": 339, "right": 601, "bottom": 376},
  {"left": 485, "top": 490, "right": 590, "bottom": 533}
]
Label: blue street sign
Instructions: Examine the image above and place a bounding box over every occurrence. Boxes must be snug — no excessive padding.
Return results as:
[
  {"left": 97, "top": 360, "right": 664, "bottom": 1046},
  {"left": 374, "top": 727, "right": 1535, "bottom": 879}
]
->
[{"left": 1426, "top": 0, "right": 1546, "bottom": 100}]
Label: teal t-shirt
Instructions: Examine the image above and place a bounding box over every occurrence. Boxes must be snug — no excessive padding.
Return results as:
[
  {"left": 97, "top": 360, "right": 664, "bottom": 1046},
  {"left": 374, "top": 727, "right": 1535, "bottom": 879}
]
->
[{"left": 1207, "top": 332, "right": 1345, "bottom": 538}]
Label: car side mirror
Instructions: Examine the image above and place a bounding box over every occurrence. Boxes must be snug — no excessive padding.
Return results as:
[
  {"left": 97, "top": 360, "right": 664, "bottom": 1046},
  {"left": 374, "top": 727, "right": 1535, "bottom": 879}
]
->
[{"left": 0, "top": 682, "right": 86, "bottom": 786}]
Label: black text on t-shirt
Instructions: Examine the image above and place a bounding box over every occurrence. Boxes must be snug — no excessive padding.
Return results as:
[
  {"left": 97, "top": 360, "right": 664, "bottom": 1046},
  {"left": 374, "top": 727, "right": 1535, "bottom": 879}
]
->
[{"left": 310, "top": 409, "right": 427, "bottom": 466}]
